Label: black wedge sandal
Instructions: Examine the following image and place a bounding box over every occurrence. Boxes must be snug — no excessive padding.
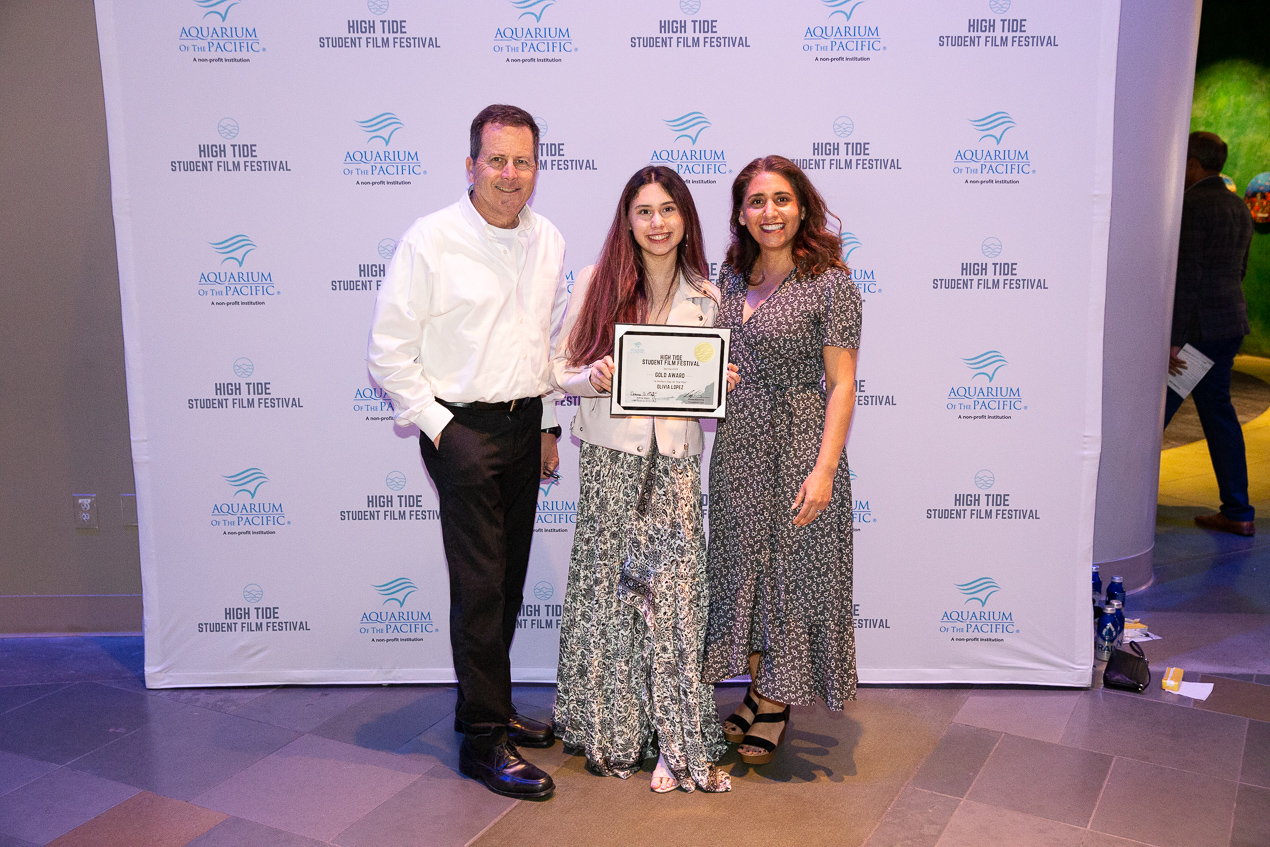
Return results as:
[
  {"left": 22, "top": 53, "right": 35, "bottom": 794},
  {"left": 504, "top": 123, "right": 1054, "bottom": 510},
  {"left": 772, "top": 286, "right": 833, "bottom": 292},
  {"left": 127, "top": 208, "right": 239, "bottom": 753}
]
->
[
  {"left": 723, "top": 689, "right": 760, "bottom": 744},
  {"left": 738, "top": 704, "right": 790, "bottom": 765}
]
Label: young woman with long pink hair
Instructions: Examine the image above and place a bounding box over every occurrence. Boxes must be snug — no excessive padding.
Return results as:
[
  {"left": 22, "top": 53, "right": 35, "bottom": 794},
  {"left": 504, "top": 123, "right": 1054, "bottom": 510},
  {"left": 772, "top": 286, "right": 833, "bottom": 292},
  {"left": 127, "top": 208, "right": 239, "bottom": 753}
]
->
[{"left": 550, "top": 166, "right": 736, "bottom": 794}]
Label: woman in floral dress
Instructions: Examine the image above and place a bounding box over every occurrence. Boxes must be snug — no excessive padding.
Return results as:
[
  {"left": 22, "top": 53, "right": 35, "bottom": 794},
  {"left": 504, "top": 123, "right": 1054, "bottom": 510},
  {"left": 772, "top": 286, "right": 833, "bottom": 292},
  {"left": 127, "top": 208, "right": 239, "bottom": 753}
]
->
[
  {"left": 551, "top": 166, "right": 737, "bottom": 793},
  {"left": 704, "top": 155, "right": 862, "bottom": 765}
]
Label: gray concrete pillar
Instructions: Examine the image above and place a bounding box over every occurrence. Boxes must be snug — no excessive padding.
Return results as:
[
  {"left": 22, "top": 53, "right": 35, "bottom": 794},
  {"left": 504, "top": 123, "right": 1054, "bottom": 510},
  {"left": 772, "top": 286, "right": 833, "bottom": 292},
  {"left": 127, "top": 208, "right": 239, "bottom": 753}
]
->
[{"left": 1093, "top": 0, "right": 1203, "bottom": 591}]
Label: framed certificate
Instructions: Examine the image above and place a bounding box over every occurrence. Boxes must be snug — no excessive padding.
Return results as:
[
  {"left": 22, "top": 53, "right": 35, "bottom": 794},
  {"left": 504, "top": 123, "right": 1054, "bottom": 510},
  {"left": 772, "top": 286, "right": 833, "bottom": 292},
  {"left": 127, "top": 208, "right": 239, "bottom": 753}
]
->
[{"left": 610, "top": 323, "right": 731, "bottom": 418}]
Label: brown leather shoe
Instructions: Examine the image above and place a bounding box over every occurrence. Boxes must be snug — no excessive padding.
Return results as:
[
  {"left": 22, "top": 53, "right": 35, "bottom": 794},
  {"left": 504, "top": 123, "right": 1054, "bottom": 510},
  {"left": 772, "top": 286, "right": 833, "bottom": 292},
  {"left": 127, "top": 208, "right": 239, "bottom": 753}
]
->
[{"left": 1194, "top": 512, "right": 1255, "bottom": 537}]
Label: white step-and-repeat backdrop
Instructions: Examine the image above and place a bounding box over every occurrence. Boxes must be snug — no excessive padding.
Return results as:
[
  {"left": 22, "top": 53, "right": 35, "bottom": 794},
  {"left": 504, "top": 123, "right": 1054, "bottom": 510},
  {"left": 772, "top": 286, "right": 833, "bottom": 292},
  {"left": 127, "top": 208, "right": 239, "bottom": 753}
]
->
[{"left": 95, "top": 0, "right": 1120, "bottom": 687}]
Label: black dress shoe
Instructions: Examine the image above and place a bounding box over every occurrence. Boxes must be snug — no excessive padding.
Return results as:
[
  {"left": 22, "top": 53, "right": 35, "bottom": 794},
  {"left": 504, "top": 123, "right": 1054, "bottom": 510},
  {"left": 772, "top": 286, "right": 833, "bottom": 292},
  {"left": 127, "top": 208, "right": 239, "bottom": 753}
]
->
[
  {"left": 458, "top": 738, "right": 555, "bottom": 800},
  {"left": 453, "top": 712, "right": 555, "bottom": 748},
  {"left": 508, "top": 712, "right": 554, "bottom": 748}
]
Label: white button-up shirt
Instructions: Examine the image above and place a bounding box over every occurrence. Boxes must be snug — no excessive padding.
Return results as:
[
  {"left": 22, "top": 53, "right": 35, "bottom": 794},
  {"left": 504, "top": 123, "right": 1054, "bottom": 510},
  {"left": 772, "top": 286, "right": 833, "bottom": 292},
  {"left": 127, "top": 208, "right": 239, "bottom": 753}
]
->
[{"left": 367, "top": 192, "right": 569, "bottom": 440}]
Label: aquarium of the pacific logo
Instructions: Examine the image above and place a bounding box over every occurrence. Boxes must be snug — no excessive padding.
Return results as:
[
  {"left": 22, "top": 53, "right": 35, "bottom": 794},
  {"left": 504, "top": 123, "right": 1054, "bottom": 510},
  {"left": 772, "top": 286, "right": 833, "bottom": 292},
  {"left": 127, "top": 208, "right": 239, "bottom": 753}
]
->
[
  {"left": 212, "top": 234, "right": 254, "bottom": 266},
  {"left": 341, "top": 112, "right": 423, "bottom": 184},
  {"left": 851, "top": 469, "right": 874, "bottom": 531},
  {"left": 939, "top": 577, "right": 1017, "bottom": 639},
  {"left": 211, "top": 468, "right": 289, "bottom": 531},
  {"left": 841, "top": 232, "right": 880, "bottom": 295},
  {"left": 493, "top": 0, "right": 574, "bottom": 56},
  {"left": 953, "top": 112, "right": 1034, "bottom": 179},
  {"left": 352, "top": 385, "right": 395, "bottom": 420},
  {"left": 179, "top": 0, "right": 266, "bottom": 58},
  {"left": 650, "top": 113, "right": 729, "bottom": 183},
  {"left": 193, "top": 0, "right": 239, "bottom": 21},
  {"left": 198, "top": 235, "right": 277, "bottom": 299},
  {"left": 373, "top": 577, "right": 417, "bottom": 606},
  {"left": 802, "top": 0, "right": 884, "bottom": 55},
  {"left": 535, "top": 483, "right": 576, "bottom": 534},
  {"left": 360, "top": 578, "right": 438, "bottom": 636},
  {"left": 946, "top": 351, "right": 1026, "bottom": 415},
  {"left": 965, "top": 350, "right": 1008, "bottom": 382}
]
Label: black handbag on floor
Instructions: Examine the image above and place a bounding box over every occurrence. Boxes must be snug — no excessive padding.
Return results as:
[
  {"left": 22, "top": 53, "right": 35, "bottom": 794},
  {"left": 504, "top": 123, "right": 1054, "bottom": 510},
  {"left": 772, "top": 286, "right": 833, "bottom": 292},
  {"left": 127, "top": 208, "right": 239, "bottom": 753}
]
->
[{"left": 1103, "top": 641, "right": 1150, "bottom": 692}]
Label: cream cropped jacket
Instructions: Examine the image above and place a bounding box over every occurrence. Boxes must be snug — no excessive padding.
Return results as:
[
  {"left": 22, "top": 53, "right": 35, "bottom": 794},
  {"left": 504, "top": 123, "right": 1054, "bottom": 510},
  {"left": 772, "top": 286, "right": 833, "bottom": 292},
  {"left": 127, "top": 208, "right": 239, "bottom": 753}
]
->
[{"left": 550, "top": 265, "right": 720, "bottom": 458}]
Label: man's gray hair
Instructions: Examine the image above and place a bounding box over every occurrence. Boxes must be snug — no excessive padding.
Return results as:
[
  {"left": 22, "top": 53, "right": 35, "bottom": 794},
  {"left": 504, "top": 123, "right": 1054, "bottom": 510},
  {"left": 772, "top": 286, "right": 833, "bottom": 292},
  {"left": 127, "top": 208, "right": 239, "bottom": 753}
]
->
[{"left": 470, "top": 104, "right": 539, "bottom": 163}]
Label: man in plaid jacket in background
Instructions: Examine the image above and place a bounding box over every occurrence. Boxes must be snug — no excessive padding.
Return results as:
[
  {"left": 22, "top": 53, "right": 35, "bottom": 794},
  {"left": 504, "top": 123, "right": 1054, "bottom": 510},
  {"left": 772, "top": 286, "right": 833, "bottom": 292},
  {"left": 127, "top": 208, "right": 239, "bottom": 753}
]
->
[{"left": 1165, "top": 131, "right": 1256, "bottom": 536}]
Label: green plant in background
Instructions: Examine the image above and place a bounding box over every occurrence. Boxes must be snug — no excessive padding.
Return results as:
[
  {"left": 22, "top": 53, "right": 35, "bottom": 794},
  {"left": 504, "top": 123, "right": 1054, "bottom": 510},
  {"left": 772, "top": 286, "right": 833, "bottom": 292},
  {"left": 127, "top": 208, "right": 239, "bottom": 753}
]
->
[{"left": 1190, "top": 60, "right": 1270, "bottom": 355}]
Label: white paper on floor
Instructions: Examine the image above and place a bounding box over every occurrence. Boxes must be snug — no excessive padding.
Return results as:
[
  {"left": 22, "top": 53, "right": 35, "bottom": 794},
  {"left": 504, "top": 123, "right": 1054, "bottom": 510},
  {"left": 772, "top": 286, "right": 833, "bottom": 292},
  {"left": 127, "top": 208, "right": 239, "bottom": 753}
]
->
[{"left": 1177, "top": 681, "right": 1214, "bottom": 700}]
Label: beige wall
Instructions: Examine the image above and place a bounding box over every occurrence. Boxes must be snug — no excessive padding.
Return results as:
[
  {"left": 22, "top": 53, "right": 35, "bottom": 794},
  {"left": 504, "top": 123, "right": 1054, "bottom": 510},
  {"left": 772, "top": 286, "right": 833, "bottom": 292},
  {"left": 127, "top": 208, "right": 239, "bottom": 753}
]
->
[{"left": 0, "top": 0, "right": 141, "bottom": 633}]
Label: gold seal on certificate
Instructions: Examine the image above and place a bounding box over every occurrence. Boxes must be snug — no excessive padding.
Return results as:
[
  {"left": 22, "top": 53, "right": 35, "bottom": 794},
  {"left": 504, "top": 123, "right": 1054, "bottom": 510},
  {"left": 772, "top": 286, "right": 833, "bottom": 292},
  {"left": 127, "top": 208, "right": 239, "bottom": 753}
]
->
[{"left": 611, "top": 323, "right": 731, "bottom": 418}]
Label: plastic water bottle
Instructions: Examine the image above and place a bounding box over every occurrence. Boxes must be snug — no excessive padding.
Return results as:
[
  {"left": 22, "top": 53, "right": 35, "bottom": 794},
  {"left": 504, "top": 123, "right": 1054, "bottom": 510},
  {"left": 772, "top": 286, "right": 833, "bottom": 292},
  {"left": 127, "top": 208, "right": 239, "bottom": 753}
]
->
[
  {"left": 1092, "top": 565, "right": 1103, "bottom": 621},
  {"left": 1096, "top": 604, "right": 1118, "bottom": 661},
  {"left": 1106, "top": 575, "right": 1125, "bottom": 608},
  {"left": 1111, "top": 599, "right": 1125, "bottom": 649}
]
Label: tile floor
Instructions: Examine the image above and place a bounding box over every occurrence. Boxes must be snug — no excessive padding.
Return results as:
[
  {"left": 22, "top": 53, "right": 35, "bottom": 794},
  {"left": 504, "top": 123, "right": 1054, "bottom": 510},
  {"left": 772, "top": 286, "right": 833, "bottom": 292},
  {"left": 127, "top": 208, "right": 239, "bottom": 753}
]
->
[{"left": 1, "top": 516, "right": 1267, "bottom": 847}]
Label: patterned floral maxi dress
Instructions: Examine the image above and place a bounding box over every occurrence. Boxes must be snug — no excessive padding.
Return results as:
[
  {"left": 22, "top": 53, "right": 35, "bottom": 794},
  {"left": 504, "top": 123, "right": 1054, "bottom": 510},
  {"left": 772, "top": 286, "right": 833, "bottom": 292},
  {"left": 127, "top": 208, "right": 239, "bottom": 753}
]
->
[
  {"left": 703, "top": 264, "right": 862, "bottom": 709},
  {"left": 552, "top": 441, "right": 729, "bottom": 792}
]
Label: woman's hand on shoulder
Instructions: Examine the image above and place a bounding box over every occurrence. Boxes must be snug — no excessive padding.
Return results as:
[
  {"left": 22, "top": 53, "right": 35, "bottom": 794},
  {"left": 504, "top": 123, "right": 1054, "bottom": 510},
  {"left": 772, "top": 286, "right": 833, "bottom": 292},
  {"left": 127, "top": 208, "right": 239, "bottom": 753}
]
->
[{"left": 589, "top": 355, "right": 615, "bottom": 393}]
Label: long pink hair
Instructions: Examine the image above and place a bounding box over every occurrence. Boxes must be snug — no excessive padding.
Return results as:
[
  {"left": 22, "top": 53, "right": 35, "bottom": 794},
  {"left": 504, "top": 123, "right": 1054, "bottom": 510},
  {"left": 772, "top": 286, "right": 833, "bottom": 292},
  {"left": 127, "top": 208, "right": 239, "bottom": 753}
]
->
[{"left": 567, "top": 166, "right": 712, "bottom": 366}]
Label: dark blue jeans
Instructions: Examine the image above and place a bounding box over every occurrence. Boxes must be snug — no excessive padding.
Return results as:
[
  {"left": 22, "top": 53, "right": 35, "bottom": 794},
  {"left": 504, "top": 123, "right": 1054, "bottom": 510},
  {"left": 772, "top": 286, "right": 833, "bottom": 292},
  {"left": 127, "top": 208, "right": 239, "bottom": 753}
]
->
[{"left": 1164, "top": 336, "right": 1254, "bottom": 521}]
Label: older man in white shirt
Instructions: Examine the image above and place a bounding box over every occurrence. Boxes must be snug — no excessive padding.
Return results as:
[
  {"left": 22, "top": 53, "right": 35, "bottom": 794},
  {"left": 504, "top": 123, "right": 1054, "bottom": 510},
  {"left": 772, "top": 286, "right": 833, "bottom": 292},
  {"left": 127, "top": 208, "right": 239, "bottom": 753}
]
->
[{"left": 367, "top": 104, "right": 568, "bottom": 800}]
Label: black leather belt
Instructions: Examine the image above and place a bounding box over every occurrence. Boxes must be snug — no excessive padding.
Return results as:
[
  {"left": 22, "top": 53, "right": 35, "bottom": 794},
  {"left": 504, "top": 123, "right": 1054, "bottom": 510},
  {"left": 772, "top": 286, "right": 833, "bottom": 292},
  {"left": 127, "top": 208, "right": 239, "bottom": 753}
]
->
[{"left": 437, "top": 397, "right": 536, "bottom": 412}]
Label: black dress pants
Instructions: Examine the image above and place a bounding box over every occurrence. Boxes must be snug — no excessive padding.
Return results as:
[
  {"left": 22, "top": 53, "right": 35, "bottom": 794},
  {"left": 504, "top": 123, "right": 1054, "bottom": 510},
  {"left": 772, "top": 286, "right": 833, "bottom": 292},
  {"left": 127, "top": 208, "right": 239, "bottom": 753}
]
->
[
  {"left": 420, "top": 397, "right": 541, "bottom": 751},
  {"left": 1163, "top": 337, "right": 1254, "bottom": 522}
]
